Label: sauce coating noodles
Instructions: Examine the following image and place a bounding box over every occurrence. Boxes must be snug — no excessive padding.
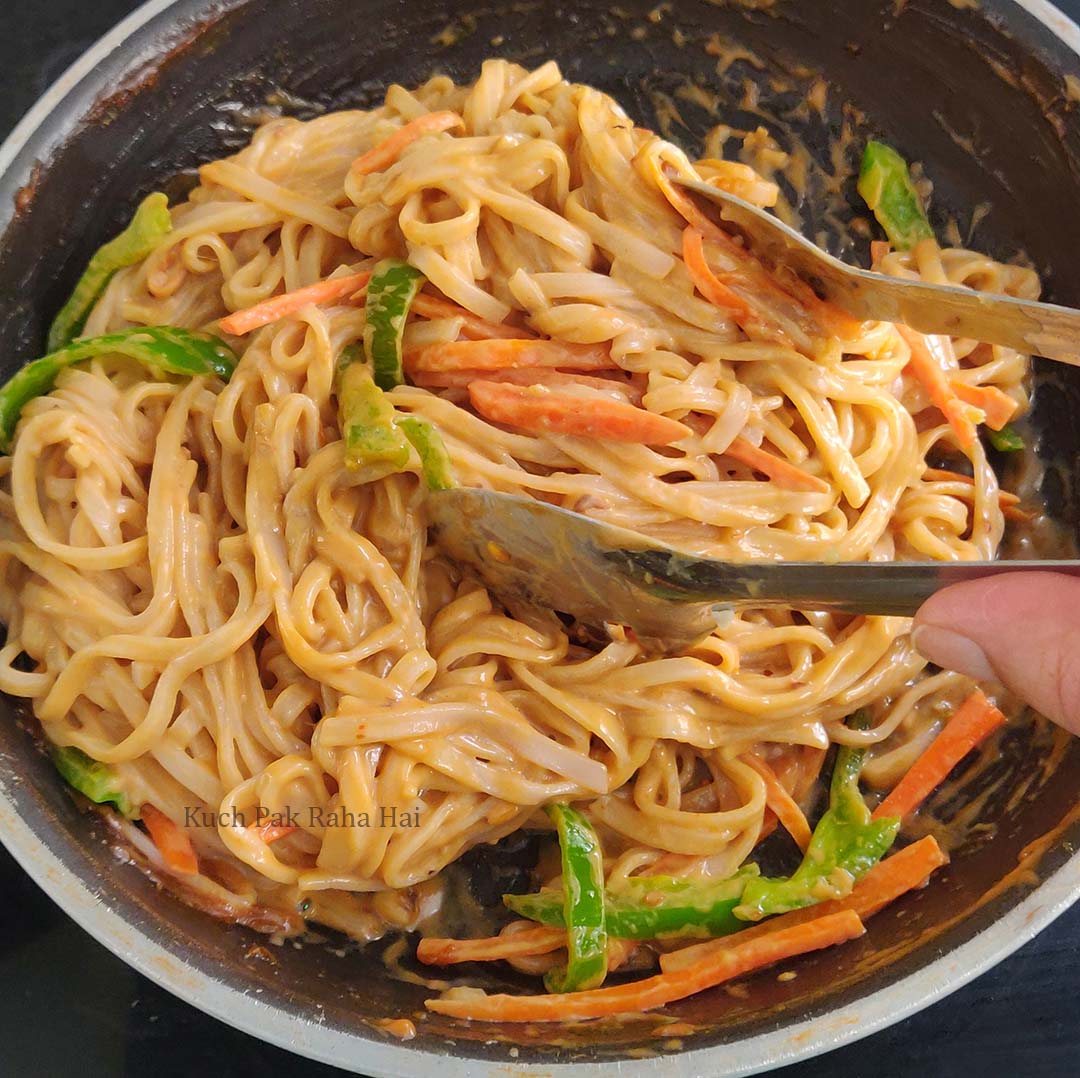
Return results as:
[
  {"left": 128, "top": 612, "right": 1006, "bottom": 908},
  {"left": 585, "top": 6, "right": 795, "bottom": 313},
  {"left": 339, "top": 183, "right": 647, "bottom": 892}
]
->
[{"left": 0, "top": 60, "right": 1037, "bottom": 943}]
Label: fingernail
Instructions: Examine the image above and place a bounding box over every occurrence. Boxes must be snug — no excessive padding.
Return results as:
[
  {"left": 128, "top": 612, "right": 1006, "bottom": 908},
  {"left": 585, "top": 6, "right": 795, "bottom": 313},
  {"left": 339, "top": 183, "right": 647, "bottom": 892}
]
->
[{"left": 911, "top": 624, "right": 995, "bottom": 681}]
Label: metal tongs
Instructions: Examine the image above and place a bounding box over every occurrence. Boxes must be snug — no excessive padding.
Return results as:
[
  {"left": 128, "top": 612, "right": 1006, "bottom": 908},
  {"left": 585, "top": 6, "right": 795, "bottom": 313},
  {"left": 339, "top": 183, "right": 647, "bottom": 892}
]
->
[
  {"left": 428, "top": 489, "right": 1080, "bottom": 653},
  {"left": 674, "top": 179, "right": 1080, "bottom": 366},
  {"left": 427, "top": 184, "right": 1080, "bottom": 651}
]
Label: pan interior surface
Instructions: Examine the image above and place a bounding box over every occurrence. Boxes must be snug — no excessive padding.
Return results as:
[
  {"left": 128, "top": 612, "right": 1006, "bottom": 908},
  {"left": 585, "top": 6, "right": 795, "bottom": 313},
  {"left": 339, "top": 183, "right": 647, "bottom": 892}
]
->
[{"left": 0, "top": 0, "right": 1079, "bottom": 1072}]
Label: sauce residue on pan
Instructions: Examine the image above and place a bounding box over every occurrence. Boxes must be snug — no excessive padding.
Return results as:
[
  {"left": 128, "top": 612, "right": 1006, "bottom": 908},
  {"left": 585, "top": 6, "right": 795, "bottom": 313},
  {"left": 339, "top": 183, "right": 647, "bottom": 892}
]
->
[
  {"left": 370, "top": 1017, "right": 418, "bottom": 1040},
  {"left": 643, "top": 31, "right": 885, "bottom": 257}
]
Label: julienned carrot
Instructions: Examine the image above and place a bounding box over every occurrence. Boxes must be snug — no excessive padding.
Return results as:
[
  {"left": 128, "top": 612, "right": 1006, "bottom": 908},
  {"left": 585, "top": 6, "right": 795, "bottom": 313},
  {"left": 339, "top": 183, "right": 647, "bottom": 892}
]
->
[
  {"left": 425, "top": 909, "right": 864, "bottom": 1021},
  {"left": 895, "top": 324, "right": 981, "bottom": 448},
  {"left": 673, "top": 208, "right": 799, "bottom": 348},
  {"left": 660, "top": 835, "right": 947, "bottom": 973},
  {"left": 218, "top": 272, "right": 372, "bottom": 336},
  {"left": 837, "top": 835, "right": 948, "bottom": 916},
  {"left": 639, "top": 152, "right": 730, "bottom": 245},
  {"left": 417, "top": 927, "right": 639, "bottom": 970},
  {"left": 724, "top": 436, "right": 830, "bottom": 494},
  {"left": 872, "top": 691, "right": 1007, "bottom": 821},
  {"left": 949, "top": 380, "right": 1019, "bottom": 431},
  {"left": 468, "top": 380, "right": 690, "bottom": 445},
  {"left": 141, "top": 803, "right": 199, "bottom": 876},
  {"left": 686, "top": 414, "right": 827, "bottom": 493},
  {"left": 412, "top": 367, "right": 641, "bottom": 402},
  {"left": 406, "top": 338, "right": 617, "bottom": 373},
  {"left": 649, "top": 160, "right": 857, "bottom": 343},
  {"left": 418, "top": 925, "right": 566, "bottom": 965},
  {"left": 682, "top": 227, "right": 753, "bottom": 320},
  {"left": 921, "top": 467, "right": 1031, "bottom": 521},
  {"left": 350, "top": 111, "right": 464, "bottom": 177},
  {"left": 742, "top": 753, "right": 813, "bottom": 852},
  {"left": 250, "top": 821, "right": 297, "bottom": 844},
  {"left": 410, "top": 293, "right": 534, "bottom": 340}
]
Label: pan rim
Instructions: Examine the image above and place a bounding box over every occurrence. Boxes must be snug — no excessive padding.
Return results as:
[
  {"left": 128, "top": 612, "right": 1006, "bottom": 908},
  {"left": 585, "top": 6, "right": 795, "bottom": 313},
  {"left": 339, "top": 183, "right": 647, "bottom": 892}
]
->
[{"left": 0, "top": 0, "right": 1078, "bottom": 1074}]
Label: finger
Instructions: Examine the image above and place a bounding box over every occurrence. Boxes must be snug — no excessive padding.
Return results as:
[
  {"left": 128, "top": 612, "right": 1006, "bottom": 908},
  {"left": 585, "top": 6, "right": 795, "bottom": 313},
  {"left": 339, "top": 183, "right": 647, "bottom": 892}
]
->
[{"left": 912, "top": 572, "right": 1080, "bottom": 735}]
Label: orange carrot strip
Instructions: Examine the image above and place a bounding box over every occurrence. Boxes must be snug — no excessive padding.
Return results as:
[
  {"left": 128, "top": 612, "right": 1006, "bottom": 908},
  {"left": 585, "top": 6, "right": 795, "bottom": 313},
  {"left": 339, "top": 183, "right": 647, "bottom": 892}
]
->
[
  {"left": 418, "top": 928, "right": 640, "bottom": 971},
  {"left": 468, "top": 380, "right": 690, "bottom": 445},
  {"left": 249, "top": 821, "right": 297, "bottom": 844},
  {"left": 742, "top": 753, "right": 813, "bottom": 852},
  {"left": 949, "top": 381, "right": 1019, "bottom": 431},
  {"left": 872, "top": 691, "right": 1007, "bottom": 821},
  {"left": 218, "top": 271, "right": 372, "bottom": 336},
  {"left": 682, "top": 227, "right": 753, "bottom": 320},
  {"left": 640, "top": 152, "right": 731, "bottom": 245},
  {"left": 410, "top": 294, "right": 534, "bottom": 340},
  {"left": 350, "top": 112, "right": 464, "bottom": 178},
  {"left": 660, "top": 835, "right": 947, "bottom": 973},
  {"left": 724, "top": 436, "right": 830, "bottom": 493},
  {"left": 417, "top": 925, "right": 566, "bottom": 966},
  {"left": 412, "top": 367, "right": 641, "bottom": 402},
  {"left": 687, "top": 413, "right": 824, "bottom": 491},
  {"left": 870, "top": 240, "right": 891, "bottom": 268},
  {"left": 425, "top": 909, "right": 864, "bottom": 1021},
  {"left": 674, "top": 215, "right": 801, "bottom": 348},
  {"left": 407, "top": 338, "right": 617, "bottom": 373},
  {"left": 141, "top": 803, "right": 199, "bottom": 876},
  {"left": 758, "top": 811, "right": 779, "bottom": 843},
  {"left": 1002, "top": 504, "right": 1036, "bottom": 524},
  {"left": 829, "top": 835, "right": 948, "bottom": 917},
  {"left": 648, "top": 160, "right": 851, "bottom": 341},
  {"left": 895, "top": 324, "right": 981, "bottom": 448}
]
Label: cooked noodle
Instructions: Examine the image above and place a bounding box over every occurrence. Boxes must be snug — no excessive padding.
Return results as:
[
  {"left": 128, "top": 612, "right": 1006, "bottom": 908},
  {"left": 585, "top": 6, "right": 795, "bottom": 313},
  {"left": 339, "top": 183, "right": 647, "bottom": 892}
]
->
[{"left": 0, "top": 61, "right": 1037, "bottom": 944}]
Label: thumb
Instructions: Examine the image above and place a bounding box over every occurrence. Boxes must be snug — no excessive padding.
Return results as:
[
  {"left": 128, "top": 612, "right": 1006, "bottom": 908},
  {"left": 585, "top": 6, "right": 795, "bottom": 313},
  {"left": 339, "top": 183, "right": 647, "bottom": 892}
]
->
[{"left": 912, "top": 572, "right": 1080, "bottom": 736}]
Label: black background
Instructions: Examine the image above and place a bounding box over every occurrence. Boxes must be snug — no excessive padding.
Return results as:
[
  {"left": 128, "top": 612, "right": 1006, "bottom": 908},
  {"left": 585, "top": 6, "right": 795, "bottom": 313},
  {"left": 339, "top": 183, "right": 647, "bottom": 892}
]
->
[{"left": 2, "top": 3, "right": 1079, "bottom": 1076}]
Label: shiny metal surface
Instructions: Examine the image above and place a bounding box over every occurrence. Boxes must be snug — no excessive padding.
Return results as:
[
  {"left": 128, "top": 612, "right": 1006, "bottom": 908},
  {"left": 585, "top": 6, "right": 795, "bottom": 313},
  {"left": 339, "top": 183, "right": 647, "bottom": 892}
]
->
[
  {"left": 429, "top": 488, "right": 1080, "bottom": 649},
  {"left": 677, "top": 178, "right": 1080, "bottom": 367}
]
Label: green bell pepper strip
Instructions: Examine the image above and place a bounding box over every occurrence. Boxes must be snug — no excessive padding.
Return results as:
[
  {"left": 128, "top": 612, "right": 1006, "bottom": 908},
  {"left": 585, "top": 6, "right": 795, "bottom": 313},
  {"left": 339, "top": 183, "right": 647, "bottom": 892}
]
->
[
  {"left": 986, "top": 422, "right": 1024, "bottom": 452},
  {"left": 858, "top": 141, "right": 934, "bottom": 252},
  {"left": 50, "top": 745, "right": 131, "bottom": 816},
  {"left": 542, "top": 803, "right": 608, "bottom": 993},
  {"left": 336, "top": 348, "right": 411, "bottom": 470},
  {"left": 0, "top": 326, "right": 237, "bottom": 452},
  {"left": 396, "top": 416, "right": 455, "bottom": 491},
  {"left": 859, "top": 150, "right": 1026, "bottom": 448},
  {"left": 363, "top": 259, "right": 425, "bottom": 390},
  {"left": 48, "top": 192, "right": 173, "bottom": 351},
  {"left": 861, "top": 145, "right": 1026, "bottom": 447},
  {"left": 734, "top": 711, "right": 901, "bottom": 922},
  {"left": 336, "top": 345, "right": 456, "bottom": 483},
  {"left": 506, "top": 865, "right": 760, "bottom": 940}
]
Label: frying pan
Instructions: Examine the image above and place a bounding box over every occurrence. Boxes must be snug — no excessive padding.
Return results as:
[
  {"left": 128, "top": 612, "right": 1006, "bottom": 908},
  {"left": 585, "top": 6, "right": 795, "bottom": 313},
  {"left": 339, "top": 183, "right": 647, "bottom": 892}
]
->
[{"left": 1, "top": 0, "right": 1079, "bottom": 1073}]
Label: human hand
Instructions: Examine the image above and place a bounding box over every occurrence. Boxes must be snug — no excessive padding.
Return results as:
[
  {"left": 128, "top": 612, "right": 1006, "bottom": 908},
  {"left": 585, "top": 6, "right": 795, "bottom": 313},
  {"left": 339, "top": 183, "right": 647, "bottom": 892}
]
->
[{"left": 912, "top": 572, "right": 1080, "bottom": 735}]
